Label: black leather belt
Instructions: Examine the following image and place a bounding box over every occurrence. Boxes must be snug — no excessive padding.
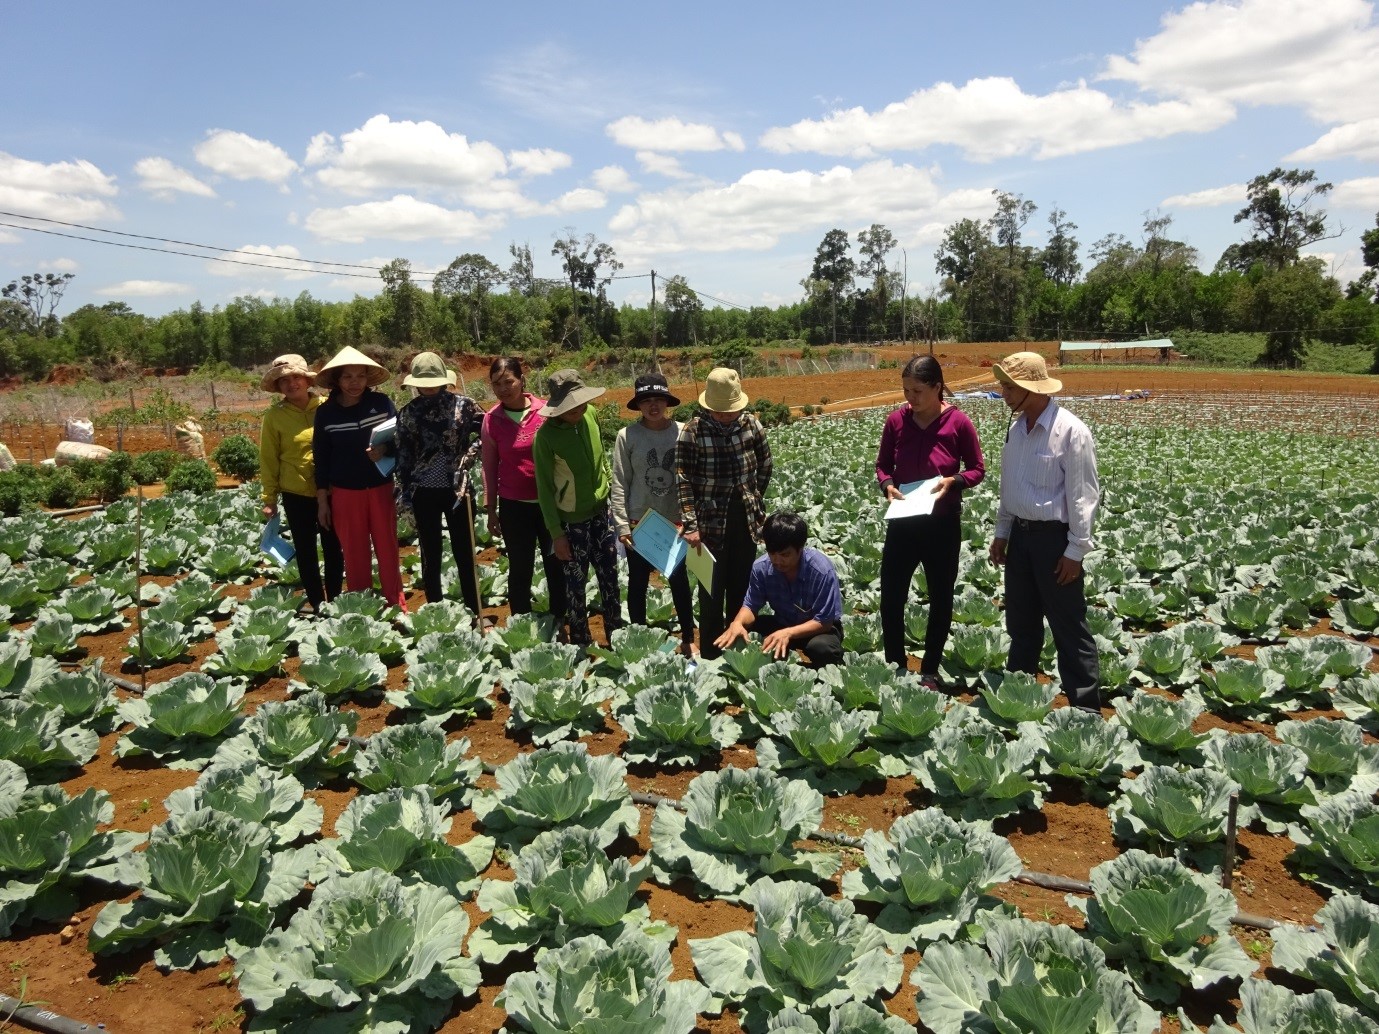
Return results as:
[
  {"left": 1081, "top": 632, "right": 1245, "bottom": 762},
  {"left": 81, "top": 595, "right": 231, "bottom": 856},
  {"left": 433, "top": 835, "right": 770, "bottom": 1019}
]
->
[{"left": 1014, "top": 517, "right": 1068, "bottom": 530}]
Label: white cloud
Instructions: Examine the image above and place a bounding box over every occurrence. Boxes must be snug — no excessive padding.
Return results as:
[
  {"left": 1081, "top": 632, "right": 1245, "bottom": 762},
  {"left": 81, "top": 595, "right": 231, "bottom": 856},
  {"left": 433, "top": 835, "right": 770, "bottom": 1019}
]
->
[
  {"left": 508, "top": 148, "right": 572, "bottom": 176},
  {"left": 759, "top": 77, "right": 1232, "bottom": 161},
  {"left": 1161, "top": 183, "right": 1247, "bottom": 208},
  {"left": 1288, "top": 118, "right": 1379, "bottom": 161},
  {"left": 38, "top": 258, "right": 79, "bottom": 272},
  {"left": 0, "top": 230, "right": 18, "bottom": 244},
  {"left": 609, "top": 159, "right": 971, "bottom": 257},
  {"left": 134, "top": 156, "right": 216, "bottom": 199},
  {"left": 304, "top": 132, "right": 338, "bottom": 166},
  {"left": 311, "top": 114, "right": 509, "bottom": 198},
  {"left": 206, "top": 244, "right": 316, "bottom": 281},
  {"left": 551, "top": 188, "right": 606, "bottom": 213},
  {"left": 304, "top": 194, "right": 504, "bottom": 243},
  {"left": 606, "top": 116, "right": 747, "bottom": 153},
  {"left": 636, "top": 151, "right": 695, "bottom": 180},
  {"left": 194, "top": 129, "right": 299, "bottom": 183},
  {"left": 1331, "top": 176, "right": 1379, "bottom": 209},
  {"left": 96, "top": 279, "right": 190, "bottom": 298},
  {"left": 1101, "top": 0, "right": 1379, "bottom": 124},
  {"left": 0, "top": 151, "right": 119, "bottom": 221},
  {"left": 592, "top": 165, "right": 636, "bottom": 193}
]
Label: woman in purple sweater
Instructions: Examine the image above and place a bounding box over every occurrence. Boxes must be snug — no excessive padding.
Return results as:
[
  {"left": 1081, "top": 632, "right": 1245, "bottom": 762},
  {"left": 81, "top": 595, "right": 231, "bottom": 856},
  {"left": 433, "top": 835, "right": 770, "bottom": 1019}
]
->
[{"left": 875, "top": 355, "right": 985, "bottom": 681}]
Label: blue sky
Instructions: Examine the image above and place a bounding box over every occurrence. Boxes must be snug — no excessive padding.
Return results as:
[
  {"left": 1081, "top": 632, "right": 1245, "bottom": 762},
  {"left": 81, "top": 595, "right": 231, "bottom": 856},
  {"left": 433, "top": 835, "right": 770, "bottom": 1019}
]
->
[{"left": 2, "top": 0, "right": 1377, "bottom": 317}]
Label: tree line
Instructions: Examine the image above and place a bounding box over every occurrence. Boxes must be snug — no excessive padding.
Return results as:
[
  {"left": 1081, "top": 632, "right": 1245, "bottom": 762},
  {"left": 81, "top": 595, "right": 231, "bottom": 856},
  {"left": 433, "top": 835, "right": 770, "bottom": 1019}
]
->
[{"left": 2, "top": 168, "right": 1377, "bottom": 379}]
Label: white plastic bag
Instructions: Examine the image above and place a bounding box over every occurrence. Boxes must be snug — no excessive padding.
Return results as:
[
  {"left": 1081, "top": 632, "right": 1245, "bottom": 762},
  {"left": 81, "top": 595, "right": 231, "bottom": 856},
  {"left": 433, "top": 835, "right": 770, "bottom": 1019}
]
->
[{"left": 62, "top": 418, "right": 95, "bottom": 444}]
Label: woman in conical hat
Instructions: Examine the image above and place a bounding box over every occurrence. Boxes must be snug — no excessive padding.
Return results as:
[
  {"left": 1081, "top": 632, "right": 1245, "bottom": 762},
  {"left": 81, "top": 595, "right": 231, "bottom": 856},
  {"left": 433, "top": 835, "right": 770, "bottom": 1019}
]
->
[{"left": 312, "top": 346, "right": 406, "bottom": 611}]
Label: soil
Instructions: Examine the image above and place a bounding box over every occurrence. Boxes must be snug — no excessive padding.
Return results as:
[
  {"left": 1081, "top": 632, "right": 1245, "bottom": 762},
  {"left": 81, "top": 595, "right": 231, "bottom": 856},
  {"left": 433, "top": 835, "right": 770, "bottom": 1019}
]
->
[{"left": 1, "top": 357, "right": 1375, "bottom": 1033}]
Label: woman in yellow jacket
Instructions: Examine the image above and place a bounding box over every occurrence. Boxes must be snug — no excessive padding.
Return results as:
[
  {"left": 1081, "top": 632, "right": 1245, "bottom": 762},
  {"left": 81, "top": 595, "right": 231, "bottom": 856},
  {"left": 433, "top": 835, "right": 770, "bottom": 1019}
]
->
[{"left": 259, "top": 353, "right": 343, "bottom": 612}]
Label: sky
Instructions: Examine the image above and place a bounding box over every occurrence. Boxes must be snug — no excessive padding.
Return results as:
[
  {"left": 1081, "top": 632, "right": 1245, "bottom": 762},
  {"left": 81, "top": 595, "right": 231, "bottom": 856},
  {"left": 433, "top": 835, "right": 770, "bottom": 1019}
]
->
[{"left": 2, "top": 0, "right": 1378, "bottom": 319}]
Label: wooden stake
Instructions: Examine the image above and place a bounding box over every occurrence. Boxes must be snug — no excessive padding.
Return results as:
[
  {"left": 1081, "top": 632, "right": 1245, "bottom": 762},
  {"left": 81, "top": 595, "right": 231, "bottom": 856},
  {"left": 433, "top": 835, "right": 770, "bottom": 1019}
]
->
[
  {"left": 1222, "top": 792, "right": 1240, "bottom": 889},
  {"left": 134, "top": 485, "right": 147, "bottom": 694}
]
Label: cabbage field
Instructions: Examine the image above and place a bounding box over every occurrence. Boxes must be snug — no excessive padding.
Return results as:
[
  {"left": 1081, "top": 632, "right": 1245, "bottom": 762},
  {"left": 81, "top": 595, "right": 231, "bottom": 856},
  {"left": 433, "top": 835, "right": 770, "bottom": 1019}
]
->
[{"left": 2, "top": 394, "right": 1379, "bottom": 1033}]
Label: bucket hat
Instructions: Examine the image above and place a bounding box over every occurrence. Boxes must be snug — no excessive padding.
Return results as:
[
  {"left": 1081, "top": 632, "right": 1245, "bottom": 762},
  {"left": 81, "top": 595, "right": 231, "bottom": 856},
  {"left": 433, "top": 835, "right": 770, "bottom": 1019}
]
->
[
  {"left": 993, "top": 351, "right": 1063, "bottom": 395},
  {"left": 698, "top": 367, "right": 749, "bottom": 413},
  {"left": 315, "top": 346, "right": 390, "bottom": 390},
  {"left": 260, "top": 354, "right": 312, "bottom": 393},
  {"left": 626, "top": 373, "right": 681, "bottom": 411},
  {"left": 538, "top": 369, "right": 606, "bottom": 418},
  {"left": 402, "top": 351, "right": 456, "bottom": 389}
]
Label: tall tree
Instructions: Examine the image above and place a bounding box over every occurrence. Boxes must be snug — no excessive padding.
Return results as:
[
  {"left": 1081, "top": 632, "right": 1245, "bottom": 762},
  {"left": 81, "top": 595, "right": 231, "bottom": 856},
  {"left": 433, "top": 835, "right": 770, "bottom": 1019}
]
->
[
  {"left": 1230, "top": 167, "right": 1337, "bottom": 272},
  {"left": 662, "top": 275, "right": 703, "bottom": 347},
  {"left": 434, "top": 253, "right": 506, "bottom": 347},
  {"left": 2, "top": 272, "right": 75, "bottom": 336},
  {"left": 379, "top": 258, "right": 424, "bottom": 348},
  {"left": 550, "top": 229, "right": 621, "bottom": 348},
  {"left": 935, "top": 217, "right": 995, "bottom": 338},
  {"left": 857, "top": 223, "right": 898, "bottom": 338},
  {"left": 989, "top": 191, "right": 1037, "bottom": 337},
  {"left": 1041, "top": 207, "right": 1081, "bottom": 288},
  {"left": 507, "top": 242, "right": 537, "bottom": 297},
  {"left": 809, "top": 229, "right": 854, "bottom": 344}
]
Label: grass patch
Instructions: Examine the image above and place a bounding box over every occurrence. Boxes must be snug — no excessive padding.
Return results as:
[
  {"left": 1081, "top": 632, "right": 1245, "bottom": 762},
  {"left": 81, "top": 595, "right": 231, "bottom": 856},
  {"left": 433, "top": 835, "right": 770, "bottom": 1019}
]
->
[{"left": 1172, "top": 331, "right": 1374, "bottom": 373}]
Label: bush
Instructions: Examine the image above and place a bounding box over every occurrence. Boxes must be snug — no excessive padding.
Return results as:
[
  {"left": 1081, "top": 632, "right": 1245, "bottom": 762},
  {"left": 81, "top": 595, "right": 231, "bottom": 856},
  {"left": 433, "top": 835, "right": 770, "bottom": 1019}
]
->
[
  {"left": 90, "top": 452, "right": 135, "bottom": 503},
  {"left": 0, "top": 470, "right": 35, "bottom": 516},
  {"left": 747, "top": 398, "right": 793, "bottom": 428},
  {"left": 164, "top": 459, "right": 217, "bottom": 495},
  {"left": 131, "top": 450, "right": 180, "bottom": 485},
  {"left": 212, "top": 434, "right": 261, "bottom": 481},
  {"left": 43, "top": 468, "right": 86, "bottom": 509}
]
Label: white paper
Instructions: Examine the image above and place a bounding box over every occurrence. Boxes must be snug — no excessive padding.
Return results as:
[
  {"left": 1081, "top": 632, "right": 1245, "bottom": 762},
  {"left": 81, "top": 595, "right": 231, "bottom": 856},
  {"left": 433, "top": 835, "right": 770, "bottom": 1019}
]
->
[
  {"left": 685, "top": 540, "right": 716, "bottom": 587},
  {"left": 884, "top": 476, "right": 944, "bottom": 520}
]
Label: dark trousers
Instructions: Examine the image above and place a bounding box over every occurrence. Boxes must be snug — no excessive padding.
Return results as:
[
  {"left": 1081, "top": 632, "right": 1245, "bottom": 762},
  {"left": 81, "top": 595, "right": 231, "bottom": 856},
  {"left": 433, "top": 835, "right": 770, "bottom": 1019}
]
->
[
  {"left": 560, "top": 505, "right": 622, "bottom": 646},
  {"left": 880, "top": 513, "right": 961, "bottom": 674},
  {"left": 626, "top": 546, "right": 695, "bottom": 644},
  {"left": 412, "top": 486, "right": 480, "bottom": 615},
  {"left": 499, "top": 498, "right": 567, "bottom": 620},
  {"left": 1004, "top": 521, "right": 1100, "bottom": 709},
  {"left": 698, "top": 496, "right": 756, "bottom": 661},
  {"left": 280, "top": 490, "right": 342, "bottom": 611},
  {"left": 753, "top": 613, "right": 844, "bottom": 667}
]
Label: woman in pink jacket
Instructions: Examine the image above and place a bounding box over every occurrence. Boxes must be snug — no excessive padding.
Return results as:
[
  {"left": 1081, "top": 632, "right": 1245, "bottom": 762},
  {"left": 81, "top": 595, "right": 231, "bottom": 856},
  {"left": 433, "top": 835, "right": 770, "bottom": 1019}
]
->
[{"left": 480, "top": 357, "right": 567, "bottom": 622}]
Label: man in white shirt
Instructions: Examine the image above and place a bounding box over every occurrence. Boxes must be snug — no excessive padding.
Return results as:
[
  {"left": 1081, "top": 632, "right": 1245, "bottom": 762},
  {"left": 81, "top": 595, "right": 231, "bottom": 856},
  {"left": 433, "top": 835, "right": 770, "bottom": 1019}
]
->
[{"left": 988, "top": 352, "right": 1101, "bottom": 710}]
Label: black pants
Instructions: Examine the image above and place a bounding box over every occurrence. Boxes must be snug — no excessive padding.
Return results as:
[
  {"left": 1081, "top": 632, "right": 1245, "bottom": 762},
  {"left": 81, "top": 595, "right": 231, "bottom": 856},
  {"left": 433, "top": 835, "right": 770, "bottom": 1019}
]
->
[
  {"left": 753, "top": 613, "right": 844, "bottom": 667},
  {"left": 698, "top": 495, "right": 756, "bottom": 661},
  {"left": 412, "top": 486, "right": 480, "bottom": 615},
  {"left": 499, "top": 497, "right": 567, "bottom": 620},
  {"left": 626, "top": 545, "right": 695, "bottom": 644},
  {"left": 880, "top": 513, "right": 961, "bottom": 674},
  {"left": 1004, "top": 521, "right": 1100, "bottom": 709},
  {"left": 280, "top": 490, "right": 342, "bottom": 611}
]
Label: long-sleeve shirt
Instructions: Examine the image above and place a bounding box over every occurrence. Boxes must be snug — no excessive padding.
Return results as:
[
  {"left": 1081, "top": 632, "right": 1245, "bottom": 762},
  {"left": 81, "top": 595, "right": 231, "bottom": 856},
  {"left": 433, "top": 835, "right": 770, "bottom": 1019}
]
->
[
  {"left": 480, "top": 394, "right": 546, "bottom": 507},
  {"left": 312, "top": 390, "right": 396, "bottom": 492},
  {"left": 260, "top": 395, "right": 325, "bottom": 504},
  {"left": 874, "top": 404, "right": 985, "bottom": 518},
  {"left": 742, "top": 547, "right": 843, "bottom": 628},
  {"left": 994, "top": 400, "right": 1100, "bottom": 561},
  {"left": 532, "top": 407, "right": 610, "bottom": 537},
  {"left": 610, "top": 420, "right": 682, "bottom": 537},
  {"left": 395, "top": 391, "right": 483, "bottom": 505},
  {"left": 675, "top": 411, "right": 773, "bottom": 549}
]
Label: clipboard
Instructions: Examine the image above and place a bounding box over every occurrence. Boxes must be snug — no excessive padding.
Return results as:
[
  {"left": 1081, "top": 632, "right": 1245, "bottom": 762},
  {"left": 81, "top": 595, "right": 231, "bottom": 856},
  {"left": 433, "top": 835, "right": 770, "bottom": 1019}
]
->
[
  {"left": 630, "top": 508, "right": 688, "bottom": 578},
  {"left": 260, "top": 514, "right": 295, "bottom": 565},
  {"left": 884, "top": 476, "right": 943, "bottom": 520},
  {"left": 685, "top": 538, "right": 716, "bottom": 587},
  {"left": 370, "top": 417, "right": 397, "bottom": 476}
]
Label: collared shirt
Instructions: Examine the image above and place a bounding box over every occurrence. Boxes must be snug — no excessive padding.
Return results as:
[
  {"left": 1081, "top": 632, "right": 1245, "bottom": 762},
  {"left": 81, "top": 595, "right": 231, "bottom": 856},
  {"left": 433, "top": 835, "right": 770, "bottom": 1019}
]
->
[
  {"left": 675, "top": 411, "right": 773, "bottom": 549},
  {"left": 396, "top": 391, "right": 483, "bottom": 502},
  {"left": 994, "top": 400, "right": 1099, "bottom": 561},
  {"left": 874, "top": 404, "right": 985, "bottom": 518},
  {"left": 742, "top": 547, "right": 843, "bottom": 628}
]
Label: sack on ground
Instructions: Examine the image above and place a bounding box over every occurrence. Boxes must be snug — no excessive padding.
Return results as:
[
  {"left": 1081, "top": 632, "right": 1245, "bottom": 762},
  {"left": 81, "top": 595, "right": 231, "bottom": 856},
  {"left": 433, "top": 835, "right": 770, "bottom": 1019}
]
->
[
  {"left": 62, "top": 418, "right": 95, "bottom": 444},
  {"left": 0, "top": 444, "right": 14, "bottom": 472},
  {"left": 175, "top": 419, "right": 205, "bottom": 459},
  {"left": 55, "top": 441, "right": 112, "bottom": 466}
]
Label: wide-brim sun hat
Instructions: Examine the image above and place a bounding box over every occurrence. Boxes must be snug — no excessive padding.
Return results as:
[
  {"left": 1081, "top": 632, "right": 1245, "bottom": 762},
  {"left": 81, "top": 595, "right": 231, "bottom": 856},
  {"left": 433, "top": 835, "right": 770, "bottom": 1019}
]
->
[
  {"left": 698, "top": 367, "right": 749, "bottom": 413},
  {"left": 626, "top": 373, "right": 681, "bottom": 411},
  {"left": 993, "top": 351, "right": 1063, "bottom": 395},
  {"left": 539, "top": 369, "right": 606, "bottom": 418},
  {"left": 402, "top": 351, "right": 457, "bottom": 389},
  {"left": 260, "top": 354, "right": 313, "bottom": 393},
  {"left": 315, "top": 345, "right": 391, "bottom": 390}
]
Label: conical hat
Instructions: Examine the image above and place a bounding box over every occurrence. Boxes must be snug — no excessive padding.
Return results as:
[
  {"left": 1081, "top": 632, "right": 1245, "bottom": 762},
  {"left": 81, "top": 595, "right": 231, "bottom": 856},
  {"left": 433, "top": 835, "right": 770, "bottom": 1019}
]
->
[{"left": 315, "top": 345, "right": 390, "bottom": 389}]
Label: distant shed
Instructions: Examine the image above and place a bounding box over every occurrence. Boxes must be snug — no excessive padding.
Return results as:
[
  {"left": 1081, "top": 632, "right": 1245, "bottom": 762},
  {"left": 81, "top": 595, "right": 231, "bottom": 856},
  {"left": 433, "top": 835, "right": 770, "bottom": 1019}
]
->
[{"left": 1059, "top": 339, "right": 1175, "bottom": 364}]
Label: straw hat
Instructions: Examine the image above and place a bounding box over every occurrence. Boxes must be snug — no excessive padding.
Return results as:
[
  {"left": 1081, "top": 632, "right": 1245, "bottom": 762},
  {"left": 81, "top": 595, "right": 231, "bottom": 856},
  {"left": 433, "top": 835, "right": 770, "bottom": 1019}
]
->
[
  {"left": 260, "top": 354, "right": 312, "bottom": 393},
  {"left": 315, "top": 346, "right": 390, "bottom": 390},
  {"left": 993, "top": 351, "right": 1063, "bottom": 395},
  {"left": 539, "top": 369, "right": 606, "bottom": 418},
  {"left": 402, "top": 351, "right": 456, "bottom": 389},
  {"left": 698, "top": 367, "right": 749, "bottom": 413},
  {"left": 626, "top": 373, "right": 681, "bottom": 411}
]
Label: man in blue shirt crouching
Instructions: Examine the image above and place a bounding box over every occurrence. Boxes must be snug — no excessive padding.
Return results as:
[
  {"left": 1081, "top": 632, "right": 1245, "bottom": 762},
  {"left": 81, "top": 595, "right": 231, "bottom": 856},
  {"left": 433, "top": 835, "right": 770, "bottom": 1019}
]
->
[{"left": 713, "top": 510, "right": 844, "bottom": 667}]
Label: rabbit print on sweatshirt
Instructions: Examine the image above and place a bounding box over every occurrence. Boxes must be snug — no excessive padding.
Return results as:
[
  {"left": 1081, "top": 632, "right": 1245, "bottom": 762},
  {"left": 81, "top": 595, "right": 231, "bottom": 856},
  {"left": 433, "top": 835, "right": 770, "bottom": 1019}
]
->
[{"left": 644, "top": 446, "right": 675, "bottom": 497}]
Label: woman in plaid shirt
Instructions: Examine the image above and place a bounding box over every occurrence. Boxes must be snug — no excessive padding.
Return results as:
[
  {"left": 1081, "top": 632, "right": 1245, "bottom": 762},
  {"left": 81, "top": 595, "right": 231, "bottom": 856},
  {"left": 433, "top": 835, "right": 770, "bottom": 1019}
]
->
[{"left": 676, "top": 368, "right": 773, "bottom": 659}]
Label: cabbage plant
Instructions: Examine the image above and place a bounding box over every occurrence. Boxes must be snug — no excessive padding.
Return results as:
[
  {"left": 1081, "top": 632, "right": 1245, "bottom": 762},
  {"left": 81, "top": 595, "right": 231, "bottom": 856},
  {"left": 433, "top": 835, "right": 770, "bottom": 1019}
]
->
[
  {"left": 116, "top": 673, "right": 246, "bottom": 769},
  {"left": 755, "top": 686, "right": 880, "bottom": 793},
  {"left": 913, "top": 712, "right": 1043, "bottom": 825},
  {"left": 291, "top": 645, "right": 389, "bottom": 698},
  {"left": 1271, "top": 892, "right": 1379, "bottom": 1022},
  {"left": 617, "top": 675, "right": 740, "bottom": 767},
  {"left": 764, "top": 1003, "right": 911, "bottom": 1033},
  {"left": 350, "top": 723, "right": 482, "bottom": 802},
  {"left": 124, "top": 618, "right": 191, "bottom": 668},
  {"left": 690, "top": 878, "right": 902, "bottom": 1031},
  {"left": 386, "top": 657, "right": 494, "bottom": 720},
  {"left": 209, "top": 691, "right": 357, "bottom": 783},
  {"left": 25, "top": 607, "right": 81, "bottom": 658},
  {"left": 1332, "top": 596, "right": 1379, "bottom": 637},
  {"left": 1132, "top": 632, "right": 1199, "bottom": 689},
  {"left": 0, "top": 763, "right": 142, "bottom": 936},
  {"left": 976, "top": 670, "right": 1057, "bottom": 726},
  {"left": 1194, "top": 657, "right": 1296, "bottom": 717},
  {"left": 1195, "top": 976, "right": 1379, "bottom": 1034},
  {"left": 1206, "top": 590, "right": 1284, "bottom": 639},
  {"left": 1023, "top": 707, "right": 1139, "bottom": 794},
  {"left": 0, "top": 639, "right": 59, "bottom": 697},
  {"left": 1335, "top": 674, "right": 1379, "bottom": 732},
  {"left": 1070, "top": 849, "right": 1255, "bottom": 1004},
  {"left": 817, "top": 652, "right": 901, "bottom": 710},
  {"left": 1198, "top": 731, "right": 1316, "bottom": 833},
  {"left": 469, "top": 826, "right": 660, "bottom": 965},
  {"left": 1110, "top": 690, "right": 1208, "bottom": 760},
  {"left": 1172, "top": 619, "right": 1238, "bottom": 663},
  {"left": 1288, "top": 790, "right": 1379, "bottom": 898},
  {"left": 714, "top": 638, "right": 776, "bottom": 684},
  {"left": 737, "top": 661, "right": 818, "bottom": 734},
  {"left": 1109, "top": 765, "right": 1238, "bottom": 855},
  {"left": 89, "top": 809, "right": 312, "bottom": 971},
  {"left": 840, "top": 809, "right": 1021, "bottom": 950},
  {"left": 915, "top": 911, "right": 1158, "bottom": 1034},
  {"left": 407, "top": 598, "right": 474, "bottom": 639},
  {"left": 21, "top": 665, "right": 119, "bottom": 733},
  {"left": 506, "top": 674, "right": 613, "bottom": 745},
  {"left": 202, "top": 632, "right": 285, "bottom": 679},
  {"left": 650, "top": 767, "right": 838, "bottom": 900},
  {"left": 235, "top": 868, "right": 481, "bottom": 1033},
  {"left": 0, "top": 698, "right": 99, "bottom": 771},
  {"left": 473, "top": 742, "right": 639, "bottom": 848},
  {"left": 588, "top": 623, "right": 679, "bottom": 673},
  {"left": 497, "top": 928, "right": 710, "bottom": 1034},
  {"left": 164, "top": 760, "right": 322, "bottom": 847},
  {"left": 299, "top": 613, "right": 405, "bottom": 666},
  {"left": 1278, "top": 717, "right": 1379, "bottom": 798},
  {"left": 941, "top": 625, "right": 1009, "bottom": 685},
  {"left": 488, "top": 611, "right": 557, "bottom": 661},
  {"left": 321, "top": 588, "right": 396, "bottom": 621},
  {"left": 868, "top": 680, "right": 949, "bottom": 776},
  {"left": 55, "top": 583, "right": 125, "bottom": 636}
]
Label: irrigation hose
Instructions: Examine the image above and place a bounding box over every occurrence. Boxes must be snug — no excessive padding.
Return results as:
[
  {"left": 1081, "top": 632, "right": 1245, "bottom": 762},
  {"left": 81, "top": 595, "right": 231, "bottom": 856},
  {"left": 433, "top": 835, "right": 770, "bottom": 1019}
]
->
[{"left": 0, "top": 992, "right": 109, "bottom": 1034}]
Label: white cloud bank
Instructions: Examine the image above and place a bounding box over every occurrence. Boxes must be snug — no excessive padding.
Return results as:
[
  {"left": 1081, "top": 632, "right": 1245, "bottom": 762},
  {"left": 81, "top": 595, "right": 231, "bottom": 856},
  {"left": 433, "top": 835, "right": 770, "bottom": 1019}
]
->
[
  {"left": 307, "top": 115, "right": 508, "bottom": 197},
  {"left": 194, "top": 130, "right": 299, "bottom": 183},
  {"left": 135, "top": 157, "right": 216, "bottom": 199},
  {"left": 96, "top": 280, "right": 190, "bottom": 298},
  {"left": 205, "top": 244, "right": 317, "bottom": 280},
  {"left": 0, "top": 151, "right": 119, "bottom": 222},
  {"left": 1288, "top": 118, "right": 1379, "bottom": 162},
  {"left": 304, "top": 194, "right": 504, "bottom": 244},
  {"left": 607, "top": 116, "right": 745, "bottom": 153},
  {"left": 1161, "top": 183, "right": 1248, "bottom": 208}
]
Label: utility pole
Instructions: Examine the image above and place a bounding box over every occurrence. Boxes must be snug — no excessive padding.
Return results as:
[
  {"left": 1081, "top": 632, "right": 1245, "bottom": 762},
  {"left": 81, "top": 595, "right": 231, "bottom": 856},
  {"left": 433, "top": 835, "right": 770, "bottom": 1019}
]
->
[
  {"left": 900, "top": 249, "right": 908, "bottom": 347},
  {"left": 649, "top": 270, "right": 659, "bottom": 372}
]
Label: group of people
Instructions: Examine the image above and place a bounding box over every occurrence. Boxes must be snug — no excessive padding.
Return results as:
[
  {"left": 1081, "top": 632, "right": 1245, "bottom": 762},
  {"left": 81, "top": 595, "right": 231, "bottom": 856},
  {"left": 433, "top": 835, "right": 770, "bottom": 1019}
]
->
[{"left": 258, "top": 344, "right": 1101, "bottom": 709}]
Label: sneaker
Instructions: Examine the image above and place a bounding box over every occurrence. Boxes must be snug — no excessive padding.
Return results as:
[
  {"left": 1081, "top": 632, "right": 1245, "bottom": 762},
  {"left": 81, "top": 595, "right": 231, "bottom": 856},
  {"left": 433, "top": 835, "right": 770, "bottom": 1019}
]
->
[{"left": 918, "top": 674, "right": 941, "bottom": 691}]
